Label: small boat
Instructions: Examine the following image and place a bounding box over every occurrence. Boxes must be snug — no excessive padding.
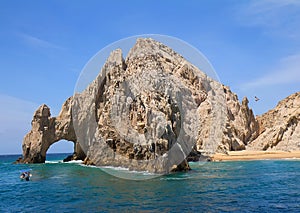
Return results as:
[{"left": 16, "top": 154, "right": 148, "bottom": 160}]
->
[{"left": 20, "top": 169, "right": 32, "bottom": 181}]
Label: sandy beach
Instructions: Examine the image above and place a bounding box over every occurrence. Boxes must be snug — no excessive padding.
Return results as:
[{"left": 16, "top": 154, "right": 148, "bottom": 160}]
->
[{"left": 212, "top": 150, "right": 300, "bottom": 161}]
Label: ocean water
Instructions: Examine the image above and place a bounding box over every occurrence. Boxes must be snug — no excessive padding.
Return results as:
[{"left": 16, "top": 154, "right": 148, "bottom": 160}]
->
[{"left": 0, "top": 154, "right": 299, "bottom": 212}]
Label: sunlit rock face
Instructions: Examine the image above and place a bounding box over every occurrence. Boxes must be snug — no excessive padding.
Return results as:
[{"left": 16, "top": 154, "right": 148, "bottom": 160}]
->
[
  {"left": 247, "top": 92, "right": 300, "bottom": 151},
  {"left": 72, "top": 38, "right": 203, "bottom": 173},
  {"left": 71, "top": 38, "right": 260, "bottom": 172},
  {"left": 17, "top": 98, "right": 85, "bottom": 164},
  {"left": 18, "top": 38, "right": 263, "bottom": 172}
]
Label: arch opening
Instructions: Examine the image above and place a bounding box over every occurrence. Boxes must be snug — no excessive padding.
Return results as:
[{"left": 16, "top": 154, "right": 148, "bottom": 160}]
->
[
  {"left": 47, "top": 139, "right": 75, "bottom": 154},
  {"left": 46, "top": 140, "right": 75, "bottom": 162},
  {"left": 45, "top": 140, "right": 86, "bottom": 162}
]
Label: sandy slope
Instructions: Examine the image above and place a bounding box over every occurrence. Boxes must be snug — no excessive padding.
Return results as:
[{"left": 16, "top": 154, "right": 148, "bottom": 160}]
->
[{"left": 212, "top": 150, "right": 300, "bottom": 161}]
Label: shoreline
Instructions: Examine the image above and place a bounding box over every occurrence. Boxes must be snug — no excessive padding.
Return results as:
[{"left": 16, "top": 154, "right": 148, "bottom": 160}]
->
[{"left": 211, "top": 150, "right": 300, "bottom": 161}]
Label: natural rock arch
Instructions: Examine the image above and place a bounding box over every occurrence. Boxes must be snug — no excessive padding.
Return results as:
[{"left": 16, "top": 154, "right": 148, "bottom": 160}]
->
[{"left": 17, "top": 97, "right": 85, "bottom": 163}]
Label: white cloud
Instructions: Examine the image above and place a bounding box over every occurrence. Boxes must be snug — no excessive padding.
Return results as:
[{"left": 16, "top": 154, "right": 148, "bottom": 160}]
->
[
  {"left": 18, "top": 32, "right": 65, "bottom": 50},
  {"left": 237, "top": 0, "right": 300, "bottom": 39},
  {"left": 242, "top": 54, "right": 300, "bottom": 89},
  {"left": 0, "top": 95, "right": 72, "bottom": 154},
  {"left": 0, "top": 94, "right": 39, "bottom": 154},
  {"left": 247, "top": 0, "right": 300, "bottom": 13},
  {"left": 0, "top": 94, "right": 38, "bottom": 118}
]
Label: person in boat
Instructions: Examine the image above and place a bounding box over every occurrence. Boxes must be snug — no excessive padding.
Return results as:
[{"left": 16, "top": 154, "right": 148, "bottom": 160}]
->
[
  {"left": 20, "top": 172, "right": 26, "bottom": 179},
  {"left": 20, "top": 171, "right": 32, "bottom": 181}
]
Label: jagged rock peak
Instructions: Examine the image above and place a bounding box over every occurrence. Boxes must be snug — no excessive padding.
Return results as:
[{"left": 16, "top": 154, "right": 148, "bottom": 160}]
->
[
  {"left": 127, "top": 38, "right": 183, "bottom": 61},
  {"left": 34, "top": 104, "right": 50, "bottom": 118}
]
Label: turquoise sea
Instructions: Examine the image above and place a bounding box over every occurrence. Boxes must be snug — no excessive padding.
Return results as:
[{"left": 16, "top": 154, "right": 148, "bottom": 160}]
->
[{"left": 0, "top": 153, "right": 299, "bottom": 212}]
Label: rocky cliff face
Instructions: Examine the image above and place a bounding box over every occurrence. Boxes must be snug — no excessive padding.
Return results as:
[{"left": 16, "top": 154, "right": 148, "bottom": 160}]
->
[
  {"left": 247, "top": 92, "right": 300, "bottom": 151},
  {"left": 71, "top": 38, "right": 260, "bottom": 173},
  {"left": 219, "top": 88, "right": 259, "bottom": 152},
  {"left": 18, "top": 38, "right": 298, "bottom": 173},
  {"left": 72, "top": 39, "right": 203, "bottom": 173}
]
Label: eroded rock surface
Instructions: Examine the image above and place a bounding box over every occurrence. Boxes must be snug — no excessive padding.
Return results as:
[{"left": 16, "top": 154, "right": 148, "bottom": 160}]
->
[
  {"left": 71, "top": 38, "right": 260, "bottom": 172},
  {"left": 72, "top": 39, "right": 202, "bottom": 173},
  {"left": 16, "top": 97, "right": 85, "bottom": 163},
  {"left": 247, "top": 92, "right": 300, "bottom": 151},
  {"left": 18, "top": 38, "right": 298, "bottom": 173},
  {"left": 218, "top": 88, "right": 259, "bottom": 152}
]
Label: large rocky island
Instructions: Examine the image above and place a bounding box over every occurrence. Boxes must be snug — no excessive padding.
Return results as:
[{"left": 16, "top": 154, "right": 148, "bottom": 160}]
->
[{"left": 16, "top": 38, "right": 300, "bottom": 172}]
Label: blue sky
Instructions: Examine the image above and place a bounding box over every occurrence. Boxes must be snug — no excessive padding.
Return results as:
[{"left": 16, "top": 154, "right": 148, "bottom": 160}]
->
[{"left": 0, "top": 0, "right": 300, "bottom": 154}]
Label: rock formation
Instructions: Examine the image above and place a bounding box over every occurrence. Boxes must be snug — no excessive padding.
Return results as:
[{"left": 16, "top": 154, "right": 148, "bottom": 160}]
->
[
  {"left": 218, "top": 88, "right": 259, "bottom": 152},
  {"left": 247, "top": 92, "right": 300, "bottom": 151},
  {"left": 71, "top": 39, "right": 203, "bottom": 173},
  {"left": 16, "top": 97, "right": 85, "bottom": 163},
  {"left": 17, "top": 38, "right": 299, "bottom": 173}
]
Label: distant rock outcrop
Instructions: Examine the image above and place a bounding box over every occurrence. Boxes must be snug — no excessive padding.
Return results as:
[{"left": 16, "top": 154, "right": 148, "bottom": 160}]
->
[
  {"left": 16, "top": 38, "right": 299, "bottom": 173},
  {"left": 247, "top": 92, "right": 300, "bottom": 151}
]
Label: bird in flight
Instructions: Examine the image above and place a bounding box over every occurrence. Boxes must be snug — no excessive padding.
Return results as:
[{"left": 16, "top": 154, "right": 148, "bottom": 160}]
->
[{"left": 255, "top": 96, "right": 260, "bottom": 101}]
